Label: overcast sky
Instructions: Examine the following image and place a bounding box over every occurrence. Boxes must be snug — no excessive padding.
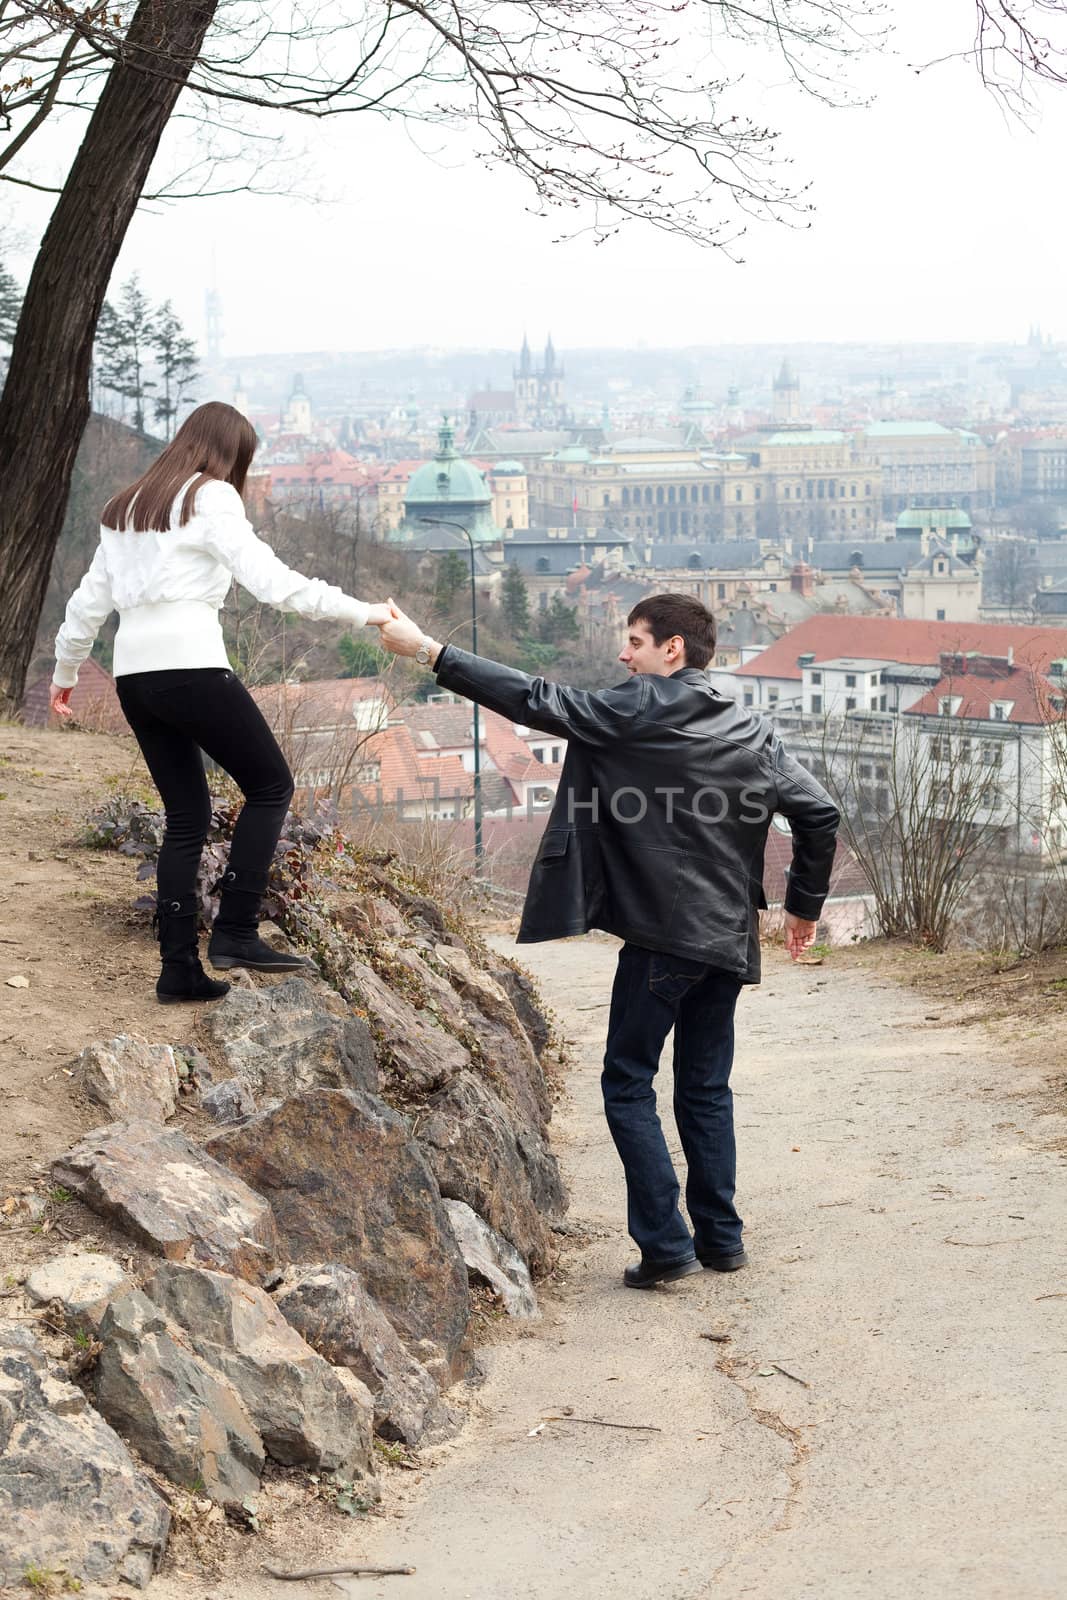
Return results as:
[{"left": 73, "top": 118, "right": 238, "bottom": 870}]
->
[{"left": 11, "top": 1, "right": 1066, "bottom": 356}]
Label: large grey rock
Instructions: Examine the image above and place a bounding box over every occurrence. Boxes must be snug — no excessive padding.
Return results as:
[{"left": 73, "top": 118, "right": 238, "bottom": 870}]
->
[
  {"left": 0, "top": 1323, "right": 169, "bottom": 1589},
  {"left": 443, "top": 1201, "right": 540, "bottom": 1320},
  {"left": 418, "top": 1071, "right": 566, "bottom": 1276},
  {"left": 433, "top": 946, "right": 552, "bottom": 1133},
  {"left": 199, "top": 976, "right": 377, "bottom": 1108},
  {"left": 276, "top": 1263, "right": 439, "bottom": 1445},
  {"left": 146, "top": 1262, "right": 374, "bottom": 1479},
  {"left": 52, "top": 1120, "right": 279, "bottom": 1283},
  {"left": 96, "top": 1289, "right": 264, "bottom": 1506},
  {"left": 79, "top": 1035, "right": 180, "bottom": 1122},
  {"left": 25, "top": 1248, "right": 131, "bottom": 1331},
  {"left": 208, "top": 1089, "right": 470, "bottom": 1367},
  {"left": 347, "top": 957, "right": 470, "bottom": 1095},
  {"left": 490, "top": 963, "right": 552, "bottom": 1058}
]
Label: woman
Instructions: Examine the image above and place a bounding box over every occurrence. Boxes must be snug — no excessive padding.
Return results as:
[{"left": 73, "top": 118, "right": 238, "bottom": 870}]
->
[{"left": 50, "top": 401, "right": 392, "bottom": 1005}]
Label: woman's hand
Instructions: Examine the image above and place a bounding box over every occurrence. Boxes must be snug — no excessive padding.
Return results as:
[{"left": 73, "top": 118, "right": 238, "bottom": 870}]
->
[
  {"left": 364, "top": 602, "right": 395, "bottom": 628},
  {"left": 49, "top": 684, "right": 73, "bottom": 721}
]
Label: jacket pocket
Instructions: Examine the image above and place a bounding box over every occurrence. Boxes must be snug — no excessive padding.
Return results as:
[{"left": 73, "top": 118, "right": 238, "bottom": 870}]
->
[{"left": 537, "top": 827, "right": 572, "bottom": 865}]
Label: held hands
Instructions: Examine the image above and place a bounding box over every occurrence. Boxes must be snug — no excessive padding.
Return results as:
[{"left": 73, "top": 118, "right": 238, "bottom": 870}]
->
[
  {"left": 364, "top": 603, "right": 395, "bottom": 627},
  {"left": 376, "top": 598, "right": 436, "bottom": 660},
  {"left": 784, "top": 912, "right": 818, "bottom": 962}
]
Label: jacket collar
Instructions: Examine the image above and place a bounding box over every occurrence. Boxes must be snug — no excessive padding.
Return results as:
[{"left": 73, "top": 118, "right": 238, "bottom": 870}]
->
[{"left": 667, "top": 667, "right": 711, "bottom": 686}]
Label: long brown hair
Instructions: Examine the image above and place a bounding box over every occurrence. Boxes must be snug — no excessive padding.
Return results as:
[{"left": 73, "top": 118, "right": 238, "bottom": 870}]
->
[{"left": 102, "top": 401, "right": 258, "bottom": 532}]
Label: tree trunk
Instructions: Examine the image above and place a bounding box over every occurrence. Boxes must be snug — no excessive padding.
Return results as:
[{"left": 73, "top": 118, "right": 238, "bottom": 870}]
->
[{"left": 0, "top": 0, "right": 218, "bottom": 716}]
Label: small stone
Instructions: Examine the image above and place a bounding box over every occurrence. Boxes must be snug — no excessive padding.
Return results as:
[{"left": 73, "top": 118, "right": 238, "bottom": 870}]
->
[
  {"left": 201, "top": 1076, "right": 257, "bottom": 1124},
  {"left": 79, "top": 1035, "right": 180, "bottom": 1122},
  {"left": 443, "top": 1201, "right": 540, "bottom": 1319},
  {"left": 26, "top": 1249, "right": 130, "bottom": 1331},
  {"left": 4, "top": 976, "right": 29, "bottom": 989}
]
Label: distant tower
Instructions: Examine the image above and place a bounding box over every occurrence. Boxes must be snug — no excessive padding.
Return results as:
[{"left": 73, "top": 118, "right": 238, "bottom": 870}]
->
[
  {"left": 205, "top": 284, "right": 223, "bottom": 367},
  {"left": 284, "top": 372, "right": 312, "bottom": 437},
  {"left": 232, "top": 373, "right": 249, "bottom": 418},
  {"left": 404, "top": 388, "right": 419, "bottom": 435},
  {"left": 772, "top": 359, "right": 800, "bottom": 424}
]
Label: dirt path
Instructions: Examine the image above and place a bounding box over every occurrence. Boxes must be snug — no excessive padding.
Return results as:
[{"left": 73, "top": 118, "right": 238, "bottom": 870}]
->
[
  {"left": 332, "top": 933, "right": 1067, "bottom": 1600},
  {"left": 3, "top": 726, "right": 1066, "bottom": 1599}
]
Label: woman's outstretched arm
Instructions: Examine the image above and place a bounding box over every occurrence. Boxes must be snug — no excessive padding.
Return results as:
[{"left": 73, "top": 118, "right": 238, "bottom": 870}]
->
[{"left": 199, "top": 480, "right": 389, "bottom": 627}]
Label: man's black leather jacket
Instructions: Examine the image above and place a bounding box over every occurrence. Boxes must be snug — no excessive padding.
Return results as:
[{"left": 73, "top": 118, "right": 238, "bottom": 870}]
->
[{"left": 434, "top": 647, "right": 840, "bottom": 984}]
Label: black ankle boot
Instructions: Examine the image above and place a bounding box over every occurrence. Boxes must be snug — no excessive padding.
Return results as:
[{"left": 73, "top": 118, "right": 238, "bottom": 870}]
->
[
  {"left": 207, "top": 867, "right": 315, "bottom": 973},
  {"left": 154, "top": 896, "right": 231, "bottom": 1005}
]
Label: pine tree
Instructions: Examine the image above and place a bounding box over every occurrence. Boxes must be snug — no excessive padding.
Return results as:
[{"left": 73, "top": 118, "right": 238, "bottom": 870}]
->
[
  {"left": 152, "top": 300, "right": 199, "bottom": 439},
  {"left": 540, "top": 594, "right": 581, "bottom": 646},
  {"left": 95, "top": 274, "right": 156, "bottom": 430},
  {"left": 434, "top": 549, "right": 469, "bottom": 614},
  {"left": 337, "top": 632, "right": 382, "bottom": 678},
  {"left": 501, "top": 562, "right": 530, "bottom": 635}
]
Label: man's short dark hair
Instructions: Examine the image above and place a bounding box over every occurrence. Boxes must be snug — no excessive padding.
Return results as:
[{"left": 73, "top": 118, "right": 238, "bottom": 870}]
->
[{"left": 627, "top": 593, "right": 716, "bottom": 670}]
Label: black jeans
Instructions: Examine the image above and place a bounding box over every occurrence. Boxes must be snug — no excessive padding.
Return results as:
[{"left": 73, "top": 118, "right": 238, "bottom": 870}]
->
[
  {"left": 115, "top": 667, "right": 294, "bottom": 903},
  {"left": 602, "top": 943, "right": 743, "bottom": 1264}
]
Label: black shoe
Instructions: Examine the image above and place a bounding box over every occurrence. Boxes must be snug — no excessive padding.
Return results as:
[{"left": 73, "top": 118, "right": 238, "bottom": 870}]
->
[
  {"left": 207, "top": 928, "right": 316, "bottom": 973},
  {"left": 623, "top": 1257, "right": 702, "bottom": 1290},
  {"left": 154, "top": 896, "right": 231, "bottom": 1005},
  {"left": 697, "top": 1249, "right": 749, "bottom": 1273},
  {"left": 209, "top": 866, "right": 316, "bottom": 973}
]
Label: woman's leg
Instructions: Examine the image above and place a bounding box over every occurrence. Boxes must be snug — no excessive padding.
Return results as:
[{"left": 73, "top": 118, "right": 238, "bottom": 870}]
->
[
  {"left": 115, "top": 674, "right": 213, "bottom": 900},
  {"left": 115, "top": 673, "right": 230, "bottom": 1005}
]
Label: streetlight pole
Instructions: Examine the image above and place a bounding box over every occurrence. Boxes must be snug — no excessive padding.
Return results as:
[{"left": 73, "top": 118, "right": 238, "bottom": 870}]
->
[{"left": 420, "top": 517, "right": 483, "bottom": 872}]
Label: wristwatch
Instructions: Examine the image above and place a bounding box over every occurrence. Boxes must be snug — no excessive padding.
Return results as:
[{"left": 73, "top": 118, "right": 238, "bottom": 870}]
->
[{"left": 414, "top": 636, "right": 436, "bottom": 667}]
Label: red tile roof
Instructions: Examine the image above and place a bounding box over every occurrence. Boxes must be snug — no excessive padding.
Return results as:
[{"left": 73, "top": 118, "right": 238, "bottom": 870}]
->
[
  {"left": 355, "top": 721, "right": 473, "bottom": 809},
  {"left": 762, "top": 831, "right": 869, "bottom": 902},
  {"left": 736, "top": 616, "right": 1067, "bottom": 682},
  {"left": 903, "top": 664, "right": 1058, "bottom": 726},
  {"left": 251, "top": 677, "right": 393, "bottom": 733}
]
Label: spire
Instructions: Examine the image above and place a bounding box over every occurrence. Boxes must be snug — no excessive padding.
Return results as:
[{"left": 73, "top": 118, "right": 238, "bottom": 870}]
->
[
  {"left": 518, "top": 334, "right": 531, "bottom": 377},
  {"left": 435, "top": 414, "right": 456, "bottom": 459},
  {"left": 544, "top": 333, "right": 556, "bottom": 378}
]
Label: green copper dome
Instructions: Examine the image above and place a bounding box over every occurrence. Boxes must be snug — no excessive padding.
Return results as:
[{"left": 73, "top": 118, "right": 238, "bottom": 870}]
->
[
  {"left": 405, "top": 417, "right": 491, "bottom": 508},
  {"left": 896, "top": 505, "right": 973, "bottom": 531}
]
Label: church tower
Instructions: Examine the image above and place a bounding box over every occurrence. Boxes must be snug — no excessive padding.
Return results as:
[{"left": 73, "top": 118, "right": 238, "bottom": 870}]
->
[
  {"left": 772, "top": 358, "right": 800, "bottom": 424},
  {"left": 513, "top": 333, "right": 565, "bottom": 425}
]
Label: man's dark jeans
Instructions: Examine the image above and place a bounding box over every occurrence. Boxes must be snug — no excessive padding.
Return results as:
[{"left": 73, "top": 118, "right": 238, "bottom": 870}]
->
[{"left": 602, "top": 943, "right": 743, "bottom": 1264}]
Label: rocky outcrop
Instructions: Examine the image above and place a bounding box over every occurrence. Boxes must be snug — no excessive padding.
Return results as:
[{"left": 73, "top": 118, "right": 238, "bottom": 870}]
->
[
  {"left": 432, "top": 944, "right": 552, "bottom": 1133},
  {"left": 79, "top": 1035, "right": 180, "bottom": 1122},
  {"left": 275, "top": 1263, "right": 439, "bottom": 1445},
  {"left": 208, "top": 1089, "right": 470, "bottom": 1368},
  {"left": 490, "top": 963, "right": 552, "bottom": 1059},
  {"left": 347, "top": 956, "right": 470, "bottom": 1095},
  {"left": 417, "top": 1070, "right": 565, "bottom": 1275},
  {"left": 443, "top": 1201, "right": 540, "bottom": 1319},
  {"left": 96, "top": 1289, "right": 265, "bottom": 1506},
  {"left": 201, "top": 1075, "right": 257, "bottom": 1124},
  {"left": 0, "top": 1323, "right": 170, "bottom": 1590},
  {"left": 52, "top": 1121, "right": 279, "bottom": 1282},
  {"left": 146, "top": 1262, "right": 374, "bottom": 1479},
  {"left": 198, "top": 976, "right": 377, "bottom": 1107},
  {"left": 25, "top": 1248, "right": 131, "bottom": 1332}
]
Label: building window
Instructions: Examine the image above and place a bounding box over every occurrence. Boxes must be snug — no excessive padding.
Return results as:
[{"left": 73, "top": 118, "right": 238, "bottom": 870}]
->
[
  {"left": 551, "top": 745, "right": 562, "bottom": 762},
  {"left": 603, "top": 492, "right": 610, "bottom": 507},
  {"left": 936, "top": 607, "right": 946, "bottom": 620},
  {"left": 668, "top": 486, "right": 675, "bottom": 504},
  {"left": 679, "top": 486, "right": 688, "bottom": 504},
  {"left": 714, "top": 484, "right": 722, "bottom": 502},
  {"left": 717, "top": 582, "right": 726, "bottom": 599},
  {"left": 743, "top": 689, "right": 754, "bottom": 707},
  {"left": 755, "top": 486, "right": 762, "bottom": 501},
  {"left": 845, "top": 673, "right": 856, "bottom": 688},
  {"left": 869, "top": 674, "right": 878, "bottom": 687},
  {"left": 784, "top": 486, "right": 790, "bottom": 500},
  {"left": 769, "top": 582, "right": 777, "bottom": 592},
  {"left": 768, "top": 688, "right": 779, "bottom": 705},
  {"left": 811, "top": 671, "right": 822, "bottom": 685},
  {"left": 810, "top": 693, "right": 823, "bottom": 713},
  {"left": 850, "top": 483, "right": 857, "bottom": 497},
  {"left": 845, "top": 696, "right": 857, "bottom": 710},
  {"left": 716, "top": 653, "right": 728, "bottom": 667},
  {"left": 735, "top": 488, "right": 742, "bottom": 502},
  {"left": 702, "top": 485, "right": 710, "bottom": 503}
]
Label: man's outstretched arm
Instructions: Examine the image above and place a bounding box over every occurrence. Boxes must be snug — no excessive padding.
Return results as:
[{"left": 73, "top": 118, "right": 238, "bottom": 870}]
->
[{"left": 378, "top": 600, "right": 648, "bottom": 746}]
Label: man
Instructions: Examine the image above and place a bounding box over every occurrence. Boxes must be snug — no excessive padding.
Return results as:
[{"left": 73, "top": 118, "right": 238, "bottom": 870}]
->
[{"left": 378, "top": 592, "right": 839, "bottom": 1288}]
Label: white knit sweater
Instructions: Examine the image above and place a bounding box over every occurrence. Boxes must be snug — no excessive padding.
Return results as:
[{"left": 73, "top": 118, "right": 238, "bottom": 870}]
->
[{"left": 53, "top": 477, "right": 371, "bottom": 688}]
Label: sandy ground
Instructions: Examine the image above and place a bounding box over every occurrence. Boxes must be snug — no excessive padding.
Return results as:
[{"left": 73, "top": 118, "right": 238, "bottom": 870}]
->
[{"left": 3, "top": 725, "right": 1067, "bottom": 1599}]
